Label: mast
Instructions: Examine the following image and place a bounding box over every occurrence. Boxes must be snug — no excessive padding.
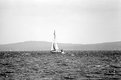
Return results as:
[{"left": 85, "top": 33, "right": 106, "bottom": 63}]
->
[{"left": 51, "top": 30, "right": 59, "bottom": 51}]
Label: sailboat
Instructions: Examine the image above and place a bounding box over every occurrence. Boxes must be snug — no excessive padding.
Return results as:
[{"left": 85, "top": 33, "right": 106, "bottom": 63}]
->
[{"left": 50, "top": 30, "right": 64, "bottom": 54}]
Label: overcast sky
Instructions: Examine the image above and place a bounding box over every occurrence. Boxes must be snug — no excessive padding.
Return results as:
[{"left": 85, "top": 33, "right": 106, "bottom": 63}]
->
[{"left": 0, "top": 0, "right": 121, "bottom": 44}]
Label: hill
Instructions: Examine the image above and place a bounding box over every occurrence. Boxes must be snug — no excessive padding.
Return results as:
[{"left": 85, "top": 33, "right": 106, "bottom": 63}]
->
[{"left": 0, "top": 41, "right": 121, "bottom": 51}]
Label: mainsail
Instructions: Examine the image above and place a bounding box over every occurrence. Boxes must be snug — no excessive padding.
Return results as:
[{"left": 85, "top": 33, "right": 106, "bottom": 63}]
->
[{"left": 51, "top": 30, "right": 59, "bottom": 51}]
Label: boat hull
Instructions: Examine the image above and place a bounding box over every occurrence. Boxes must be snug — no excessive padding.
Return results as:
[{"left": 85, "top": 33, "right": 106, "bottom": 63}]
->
[
  {"left": 50, "top": 50, "right": 62, "bottom": 54},
  {"left": 50, "top": 50, "right": 65, "bottom": 54}
]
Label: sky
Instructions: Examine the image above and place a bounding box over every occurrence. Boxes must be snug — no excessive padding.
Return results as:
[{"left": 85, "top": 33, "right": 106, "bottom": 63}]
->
[{"left": 0, "top": 0, "right": 121, "bottom": 44}]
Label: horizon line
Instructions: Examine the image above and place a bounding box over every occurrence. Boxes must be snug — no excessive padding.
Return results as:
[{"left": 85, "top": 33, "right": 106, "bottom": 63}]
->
[{"left": 0, "top": 40, "right": 121, "bottom": 45}]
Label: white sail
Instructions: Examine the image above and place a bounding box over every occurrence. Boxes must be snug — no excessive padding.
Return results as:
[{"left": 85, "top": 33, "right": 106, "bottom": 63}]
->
[{"left": 51, "top": 30, "right": 59, "bottom": 51}]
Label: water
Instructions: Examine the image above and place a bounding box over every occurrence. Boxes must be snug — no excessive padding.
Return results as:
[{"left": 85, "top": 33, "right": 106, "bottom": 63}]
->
[{"left": 0, "top": 50, "right": 121, "bottom": 80}]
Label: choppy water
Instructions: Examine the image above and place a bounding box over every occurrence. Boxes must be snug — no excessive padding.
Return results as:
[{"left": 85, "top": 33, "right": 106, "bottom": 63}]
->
[{"left": 0, "top": 51, "right": 121, "bottom": 80}]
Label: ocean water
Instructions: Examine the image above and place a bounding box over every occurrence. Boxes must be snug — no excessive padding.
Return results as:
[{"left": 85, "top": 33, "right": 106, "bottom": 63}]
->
[{"left": 0, "top": 50, "right": 121, "bottom": 80}]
